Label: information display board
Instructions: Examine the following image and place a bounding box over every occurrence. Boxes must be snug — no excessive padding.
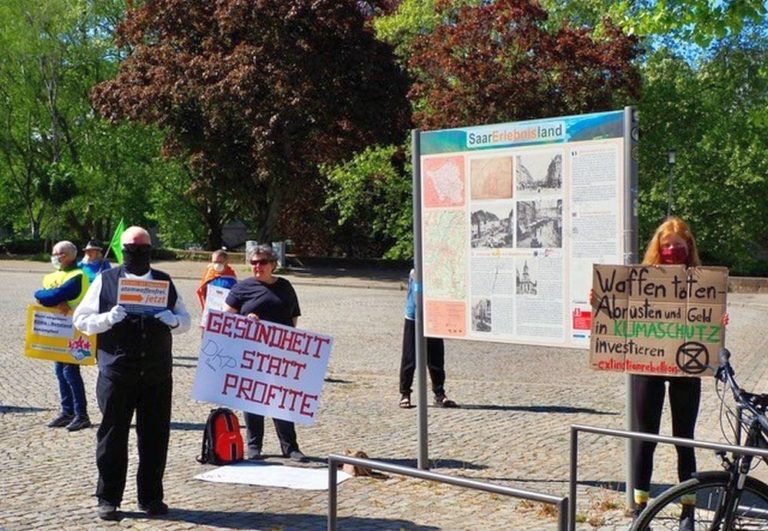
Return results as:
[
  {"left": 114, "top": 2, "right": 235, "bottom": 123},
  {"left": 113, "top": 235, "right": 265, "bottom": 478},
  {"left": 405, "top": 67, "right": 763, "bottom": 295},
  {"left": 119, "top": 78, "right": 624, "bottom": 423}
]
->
[{"left": 419, "top": 109, "right": 633, "bottom": 348}]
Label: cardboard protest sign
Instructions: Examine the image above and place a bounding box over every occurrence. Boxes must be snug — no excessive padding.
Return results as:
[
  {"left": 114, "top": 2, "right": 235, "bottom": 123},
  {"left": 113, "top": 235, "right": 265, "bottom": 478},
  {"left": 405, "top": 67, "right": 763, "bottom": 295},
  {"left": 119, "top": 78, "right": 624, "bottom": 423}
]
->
[
  {"left": 117, "top": 278, "right": 169, "bottom": 315},
  {"left": 191, "top": 310, "right": 333, "bottom": 425},
  {"left": 24, "top": 304, "right": 96, "bottom": 365},
  {"left": 200, "top": 286, "right": 230, "bottom": 327},
  {"left": 590, "top": 265, "right": 727, "bottom": 377}
]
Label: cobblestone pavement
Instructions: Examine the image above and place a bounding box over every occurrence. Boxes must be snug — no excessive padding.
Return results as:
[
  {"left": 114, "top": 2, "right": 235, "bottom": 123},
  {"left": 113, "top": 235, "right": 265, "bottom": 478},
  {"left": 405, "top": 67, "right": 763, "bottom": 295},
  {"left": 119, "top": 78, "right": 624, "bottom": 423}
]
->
[{"left": 2, "top": 259, "right": 768, "bottom": 531}]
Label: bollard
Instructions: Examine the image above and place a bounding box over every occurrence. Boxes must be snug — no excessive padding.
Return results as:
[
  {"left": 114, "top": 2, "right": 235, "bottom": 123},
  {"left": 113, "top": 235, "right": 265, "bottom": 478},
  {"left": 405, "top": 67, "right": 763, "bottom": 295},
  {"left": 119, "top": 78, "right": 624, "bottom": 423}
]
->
[
  {"left": 245, "top": 240, "right": 258, "bottom": 264},
  {"left": 271, "top": 241, "right": 286, "bottom": 268}
]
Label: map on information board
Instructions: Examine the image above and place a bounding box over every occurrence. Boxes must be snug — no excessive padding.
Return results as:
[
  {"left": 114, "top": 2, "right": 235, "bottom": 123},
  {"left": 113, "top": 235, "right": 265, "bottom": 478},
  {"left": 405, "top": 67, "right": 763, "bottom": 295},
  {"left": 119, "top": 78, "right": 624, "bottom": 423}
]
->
[
  {"left": 423, "top": 210, "right": 466, "bottom": 300},
  {"left": 423, "top": 155, "right": 466, "bottom": 207},
  {"left": 419, "top": 109, "right": 634, "bottom": 348}
]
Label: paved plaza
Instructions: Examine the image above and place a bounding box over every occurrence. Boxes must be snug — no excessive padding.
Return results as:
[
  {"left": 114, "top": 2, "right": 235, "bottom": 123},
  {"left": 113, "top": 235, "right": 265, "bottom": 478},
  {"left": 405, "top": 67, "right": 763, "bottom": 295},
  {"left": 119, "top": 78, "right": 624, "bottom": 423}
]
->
[{"left": 1, "top": 259, "right": 768, "bottom": 530}]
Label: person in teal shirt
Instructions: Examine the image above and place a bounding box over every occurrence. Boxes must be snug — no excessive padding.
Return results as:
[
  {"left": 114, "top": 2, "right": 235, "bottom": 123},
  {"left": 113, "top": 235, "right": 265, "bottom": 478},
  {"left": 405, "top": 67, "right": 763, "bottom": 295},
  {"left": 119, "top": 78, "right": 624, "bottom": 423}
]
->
[
  {"left": 398, "top": 269, "right": 458, "bottom": 409},
  {"left": 77, "top": 240, "right": 112, "bottom": 282}
]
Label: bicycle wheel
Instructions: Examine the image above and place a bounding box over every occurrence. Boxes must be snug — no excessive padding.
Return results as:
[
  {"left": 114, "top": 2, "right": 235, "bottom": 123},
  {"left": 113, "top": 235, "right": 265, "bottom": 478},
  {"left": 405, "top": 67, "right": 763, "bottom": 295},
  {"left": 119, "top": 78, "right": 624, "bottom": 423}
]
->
[{"left": 631, "top": 472, "right": 768, "bottom": 530}]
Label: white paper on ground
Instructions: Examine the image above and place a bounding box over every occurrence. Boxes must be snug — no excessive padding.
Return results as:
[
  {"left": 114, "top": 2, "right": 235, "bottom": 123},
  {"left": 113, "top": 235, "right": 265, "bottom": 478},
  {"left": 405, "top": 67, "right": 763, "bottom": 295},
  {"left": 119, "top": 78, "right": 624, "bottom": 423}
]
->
[{"left": 194, "top": 461, "right": 352, "bottom": 490}]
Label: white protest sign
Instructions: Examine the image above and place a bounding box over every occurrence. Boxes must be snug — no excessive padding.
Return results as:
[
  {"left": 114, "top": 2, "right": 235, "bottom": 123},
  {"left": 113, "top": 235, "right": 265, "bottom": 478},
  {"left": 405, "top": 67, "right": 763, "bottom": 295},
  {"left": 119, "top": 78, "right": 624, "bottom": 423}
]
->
[
  {"left": 32, "top": 309, "right": 73, "bottom": 338},
  {"left": 200, "top": 286, "right": 230, "bottom": 327},
  {"left": 117, "top": 278, "right": 169, "bottom": 315},
  {"left": 191, "top": 310, "right": 333, "bottom": 426}
]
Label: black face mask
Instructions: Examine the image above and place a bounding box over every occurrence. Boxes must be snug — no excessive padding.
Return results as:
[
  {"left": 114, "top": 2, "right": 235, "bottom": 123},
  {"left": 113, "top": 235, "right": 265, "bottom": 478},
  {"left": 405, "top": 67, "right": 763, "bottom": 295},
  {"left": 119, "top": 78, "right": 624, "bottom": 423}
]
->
[{"left": 122, "top": 244, "right": 152, "bottom": 275}]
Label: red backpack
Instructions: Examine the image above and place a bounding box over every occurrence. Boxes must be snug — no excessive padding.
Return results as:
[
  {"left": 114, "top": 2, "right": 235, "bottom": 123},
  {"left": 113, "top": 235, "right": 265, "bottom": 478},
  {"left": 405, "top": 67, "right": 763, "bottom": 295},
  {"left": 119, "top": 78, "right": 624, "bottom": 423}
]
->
[{"left": 197, "top": 408, "right": 244, "bottom": 465}]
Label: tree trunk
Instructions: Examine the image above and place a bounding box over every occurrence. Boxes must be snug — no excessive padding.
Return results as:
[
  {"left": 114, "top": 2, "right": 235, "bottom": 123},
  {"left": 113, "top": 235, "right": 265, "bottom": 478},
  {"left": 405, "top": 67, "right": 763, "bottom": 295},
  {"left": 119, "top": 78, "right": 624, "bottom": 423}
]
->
[
  {"left": 202, "top": 201, "right": 224, "bottom": 251},
  {"left": 64, "top": 210, "right": 89, "bottom": 241},
  {"left": 205, "top": 226, "right": 223, "bottom": 251},
  {"left": 258, "top": 188, "right": 284, "bottom": 244}
]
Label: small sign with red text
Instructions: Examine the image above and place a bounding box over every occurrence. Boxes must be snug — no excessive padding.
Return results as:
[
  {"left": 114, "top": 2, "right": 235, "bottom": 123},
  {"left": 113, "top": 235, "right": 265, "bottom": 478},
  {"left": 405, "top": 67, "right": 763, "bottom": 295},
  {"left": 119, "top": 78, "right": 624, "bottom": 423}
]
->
[
  {"left": 572, "top": 308, "right": 592, "bottom": 330},
  {"left": 117, "top": 278, "right": 169, "bottom": 315},
  {"left": 191, "top": 310, "right": 334, "bottom": 426}
]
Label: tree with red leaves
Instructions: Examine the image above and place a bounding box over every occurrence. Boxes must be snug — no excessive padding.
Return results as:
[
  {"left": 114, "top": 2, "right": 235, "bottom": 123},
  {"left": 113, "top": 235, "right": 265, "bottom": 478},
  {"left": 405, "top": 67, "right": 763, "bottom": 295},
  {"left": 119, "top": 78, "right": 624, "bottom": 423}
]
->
[
  {"left": 408, "top": 0, "right": 640, "bottom": 130},
  {"left": 91, "top": 0, "right": 410, "bottom": 247}
]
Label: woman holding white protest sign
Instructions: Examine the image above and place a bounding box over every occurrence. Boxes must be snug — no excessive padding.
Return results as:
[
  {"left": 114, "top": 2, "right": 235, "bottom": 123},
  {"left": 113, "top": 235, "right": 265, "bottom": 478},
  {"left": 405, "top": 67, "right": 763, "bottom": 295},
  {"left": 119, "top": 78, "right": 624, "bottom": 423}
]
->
[{"left": 223, "top": 243, "right": 309, "bottom": 463}]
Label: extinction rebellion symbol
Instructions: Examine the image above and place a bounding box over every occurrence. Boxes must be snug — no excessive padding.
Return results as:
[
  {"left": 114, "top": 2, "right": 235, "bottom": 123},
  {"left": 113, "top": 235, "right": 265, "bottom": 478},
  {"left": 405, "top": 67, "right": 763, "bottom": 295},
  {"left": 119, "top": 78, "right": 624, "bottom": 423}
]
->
[{"left": 676, "top": 342, "right": 709, "bottom": 374}]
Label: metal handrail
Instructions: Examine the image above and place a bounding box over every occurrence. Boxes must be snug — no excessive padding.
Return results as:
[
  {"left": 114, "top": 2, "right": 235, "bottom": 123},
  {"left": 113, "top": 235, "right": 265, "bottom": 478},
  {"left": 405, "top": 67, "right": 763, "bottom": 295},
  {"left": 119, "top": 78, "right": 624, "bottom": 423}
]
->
[
  {"left": 327, "top": 453, "right": 569, "bottom": 530},
  {"left": 569, "top": 424, "right": 768, "bottom": 531}
]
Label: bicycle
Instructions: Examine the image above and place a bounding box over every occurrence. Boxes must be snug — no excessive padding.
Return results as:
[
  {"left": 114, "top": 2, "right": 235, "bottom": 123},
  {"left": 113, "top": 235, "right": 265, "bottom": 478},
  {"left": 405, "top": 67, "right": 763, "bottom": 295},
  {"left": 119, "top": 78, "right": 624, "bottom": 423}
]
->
[{"left": 632, "top": 347, "right": 768, "bottom": 530}]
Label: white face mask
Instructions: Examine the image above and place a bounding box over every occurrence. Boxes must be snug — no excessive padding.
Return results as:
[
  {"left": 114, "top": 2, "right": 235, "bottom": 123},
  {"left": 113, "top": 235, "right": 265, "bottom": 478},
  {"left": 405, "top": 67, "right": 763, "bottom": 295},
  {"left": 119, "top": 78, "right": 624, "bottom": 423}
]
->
[
  {"left": 82, "top": 252, "right": 100, "bottom": 264},
  {"left": 212, "top": 263, "right": 225, "bottom": 273},
  {"left": 51, "top": 256, "right": 62, "bottom": 270}
]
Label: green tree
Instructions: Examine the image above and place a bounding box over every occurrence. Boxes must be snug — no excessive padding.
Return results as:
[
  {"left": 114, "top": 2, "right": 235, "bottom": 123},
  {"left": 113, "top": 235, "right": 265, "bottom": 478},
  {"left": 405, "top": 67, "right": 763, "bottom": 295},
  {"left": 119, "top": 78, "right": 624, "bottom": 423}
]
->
[
  {"left": 323, "top": 143, "right": 412, "bottom": 258},
  {"left": 147, "top": 162, "right": 205, "bottom": 249},
  {"left": 0, "top": 0, "right": 172, "bottom": 244},
  {"left": 638, "top": 41, "right": 768, "bottom": 274},
  {"left": 74, "top": 121, "right": 182, "bottom": 243},
  {"left": 614, "top": 0, "right": 767, "bottom": 47},
  {"left": 374, "top": 0, "right": 481, "bottom": 62},
  {"left": 540, "top": 0, "right": 767, "bottom": 47},
  {"left": 0, "top": 0, "right": 85, "bottom": 238}
]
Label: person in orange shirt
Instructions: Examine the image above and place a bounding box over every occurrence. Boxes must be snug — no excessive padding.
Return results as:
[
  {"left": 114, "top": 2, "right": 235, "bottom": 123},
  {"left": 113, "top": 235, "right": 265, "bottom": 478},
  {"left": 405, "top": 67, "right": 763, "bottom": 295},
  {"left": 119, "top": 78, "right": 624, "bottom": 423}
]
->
[{"left": 196, "top": 249, "right": 237, "bottom": 308}]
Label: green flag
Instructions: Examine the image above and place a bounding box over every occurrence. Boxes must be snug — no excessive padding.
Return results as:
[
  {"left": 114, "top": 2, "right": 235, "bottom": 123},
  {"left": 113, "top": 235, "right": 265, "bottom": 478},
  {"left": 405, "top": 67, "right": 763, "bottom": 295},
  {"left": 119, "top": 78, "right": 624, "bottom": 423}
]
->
[{"left": 109, "top": 218, "right": 126, "bottom": 264}]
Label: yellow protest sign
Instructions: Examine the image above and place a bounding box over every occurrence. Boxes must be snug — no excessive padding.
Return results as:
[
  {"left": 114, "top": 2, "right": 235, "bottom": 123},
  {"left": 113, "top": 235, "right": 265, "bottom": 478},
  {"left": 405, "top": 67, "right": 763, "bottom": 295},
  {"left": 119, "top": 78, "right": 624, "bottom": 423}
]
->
[{"left": 24, "top": 304, "right": 96, "bottom": 365}]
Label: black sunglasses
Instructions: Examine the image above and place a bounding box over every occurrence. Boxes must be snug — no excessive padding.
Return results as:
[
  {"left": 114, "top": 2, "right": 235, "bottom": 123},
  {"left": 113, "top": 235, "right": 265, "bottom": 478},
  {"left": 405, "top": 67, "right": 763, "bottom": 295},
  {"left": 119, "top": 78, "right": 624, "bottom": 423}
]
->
[
  {"left": 123, "top": 244, "right": 151, "bottom": 252},
  {"left": 250, "top": 259, "right": 273, "bottom": 266}
]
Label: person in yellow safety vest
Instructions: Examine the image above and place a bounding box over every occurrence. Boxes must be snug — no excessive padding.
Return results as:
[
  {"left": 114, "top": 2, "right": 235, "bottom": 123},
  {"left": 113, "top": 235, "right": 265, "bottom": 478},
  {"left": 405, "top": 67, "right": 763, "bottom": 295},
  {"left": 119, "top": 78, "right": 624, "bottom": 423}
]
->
[{"left": 34, "top": 240, "right": 92, "bottom": 431}]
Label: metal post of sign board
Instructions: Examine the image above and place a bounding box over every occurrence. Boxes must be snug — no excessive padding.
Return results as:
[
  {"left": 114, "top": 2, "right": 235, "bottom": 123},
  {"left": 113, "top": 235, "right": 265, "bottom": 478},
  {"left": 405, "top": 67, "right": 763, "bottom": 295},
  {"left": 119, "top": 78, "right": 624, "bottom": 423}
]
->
[
  {"left": 412, "top": 128, "right": 429, "bottom": 469},
  {"left": 623, "top": 106, "right": 640, "bottom": 507}
]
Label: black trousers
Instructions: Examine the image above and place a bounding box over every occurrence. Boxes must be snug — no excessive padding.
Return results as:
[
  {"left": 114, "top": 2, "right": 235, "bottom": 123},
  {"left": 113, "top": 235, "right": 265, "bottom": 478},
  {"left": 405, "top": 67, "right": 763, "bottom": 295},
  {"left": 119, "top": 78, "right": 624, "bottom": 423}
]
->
[
  {"left": 95, "top": 374, "right": 172, "bottom": 506},
  {"left": 243, "top": 412, "right": 300, "bottom": 456},
  {"left": 631, "top": 374, "right": 701, "bottom": 493},
  {"left": 399, "top": 318, "right": 446, "bottom": 396}
]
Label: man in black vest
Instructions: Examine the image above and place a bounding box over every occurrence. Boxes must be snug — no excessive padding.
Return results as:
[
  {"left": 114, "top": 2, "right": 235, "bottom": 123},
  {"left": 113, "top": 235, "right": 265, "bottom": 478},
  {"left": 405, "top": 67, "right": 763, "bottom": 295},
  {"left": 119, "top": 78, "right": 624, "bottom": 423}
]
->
[{"left": 73, "top": 226, "right": 190, "bottom": 521}]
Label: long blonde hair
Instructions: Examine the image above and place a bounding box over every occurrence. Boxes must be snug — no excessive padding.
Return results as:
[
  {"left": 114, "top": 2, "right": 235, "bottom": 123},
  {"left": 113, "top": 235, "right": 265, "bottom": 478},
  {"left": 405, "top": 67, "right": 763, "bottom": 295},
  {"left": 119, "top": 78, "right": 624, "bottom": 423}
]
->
[{"left": 642, "top": 216, "right": 701, "bottom": 267}]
